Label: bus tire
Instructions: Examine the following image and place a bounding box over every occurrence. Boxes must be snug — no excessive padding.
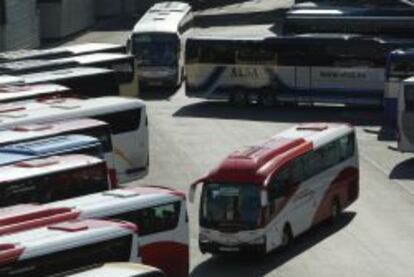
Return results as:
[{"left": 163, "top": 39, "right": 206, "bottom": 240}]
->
[
  {"left": 281, "top": 224, "right": 293, "bottom": 249},
  {"left": 230, "top": 91, "right": 248, "bottom": 106},
  {"left": 260, "top": 91, "right": 275, "bottom": 107},
  {"left": 330, "top": 197, "right": 342, "bottom": 222}
]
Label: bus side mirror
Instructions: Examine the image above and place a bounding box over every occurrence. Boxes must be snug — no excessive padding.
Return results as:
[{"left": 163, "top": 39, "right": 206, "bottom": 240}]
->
[{"left": 189, "top": 178, "right": 204, "bottom": 203}]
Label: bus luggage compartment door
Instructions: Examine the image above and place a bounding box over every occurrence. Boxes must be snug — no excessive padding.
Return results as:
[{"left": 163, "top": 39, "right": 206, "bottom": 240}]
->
[{"left": 294, "top": 67, "right": 312, "bottom": 104}]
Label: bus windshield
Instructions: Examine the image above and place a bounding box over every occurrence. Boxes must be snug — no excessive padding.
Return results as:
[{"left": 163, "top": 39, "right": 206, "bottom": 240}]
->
[
  {"left": 201, "top": 183, "right": 261, "bottom": 230},
  {"left": 390, "top": 60, "right": 414, "bottom": 79},
  {"left": 405, "top": 85, "right": 414, "bottom": 111},
  {"left": 132, "top": 33, "right": 178, "bottom": 67}
]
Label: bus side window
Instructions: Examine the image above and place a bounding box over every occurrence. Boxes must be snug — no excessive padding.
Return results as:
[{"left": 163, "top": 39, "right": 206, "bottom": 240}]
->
[
  {"left": 268, "top": 169, "right": 290, "bottom": 214},
  {"left": 321, "top": 141, "right": 340, "bottom": 170},
  {"left": 291, "top": 157, "right": 305, "bottom": 184},
  {"left": 302, "top": 150, "right": 324, "bottom": 178},
  {"left": 339, "top": 133, "right": 355, "bottom": 161},
  {"left": 95, "top": 108, "right": 141, "bottom": 134},
  {"left": 116, "top": 201, "right": 181, "bottom": 236}
]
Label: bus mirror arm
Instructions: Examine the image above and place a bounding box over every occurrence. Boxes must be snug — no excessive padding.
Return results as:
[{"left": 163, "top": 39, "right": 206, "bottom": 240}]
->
[{"left": 189, "top": 178, "right": 205, "bottom": 203}]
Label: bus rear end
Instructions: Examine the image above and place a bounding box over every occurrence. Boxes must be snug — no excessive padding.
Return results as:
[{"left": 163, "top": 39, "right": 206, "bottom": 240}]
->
[
  {"left": 0, "top": 219, "right": 139, "bottom": 276},
  {"left": 0, "top": 154, "right": 110, "bottom": 207},
  {"left": 398, "top": 77, "right": 414, "bottom": 152}
]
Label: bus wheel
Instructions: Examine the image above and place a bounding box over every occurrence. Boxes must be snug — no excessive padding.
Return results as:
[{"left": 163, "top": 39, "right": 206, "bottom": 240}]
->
[
  {"left": 281, "top": 225, "right": 293, "bottom": 249},
  {"left": 330, "top": 197, "right": 342, "bottom": 222},
  {"left": 230, "top": 91, "right": 248, "bottom": 106},
  {"left": 260, "top": 91, "right": 275, "bottom": 107}
]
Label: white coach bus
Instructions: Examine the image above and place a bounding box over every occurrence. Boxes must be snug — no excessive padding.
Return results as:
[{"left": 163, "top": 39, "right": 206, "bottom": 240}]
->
[
  {"left": 0, "top": 97, "right": 149, "bottom": 183},
  {"left": 128, "top": 2, "right": 193, "bottom": 88},
  {"left": 0, "top": 185, "right": 189, "bottom": 277},
  {"left": 0, "top": 219, "right": 139, "bottom": 276},
  {"left": 190, "top": 123, "right": 359, "bottom": 255},
  {"left": 186, "top": 33, "right": 414, "bottom": 106}
]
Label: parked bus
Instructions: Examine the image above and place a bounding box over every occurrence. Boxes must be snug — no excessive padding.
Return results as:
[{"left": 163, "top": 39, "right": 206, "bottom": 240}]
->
[
  {"left": 129, "top": 1, "right": 193, "bottom": 88},
  {"left": 189, "top": 123, "right": 359, "bottom": 255},
  {"left": 0, "top": 118, "right": 116, "bottom": 186},
  {"left": 185, "top": 33, "right": 414, "bottom": 106},
  {"left": 19, "top": 67, "right": 120, "bottom": 97},
  {"left": 0, "top": 43, "right": 125, "bottom": 63},
  {"left": 0, "top": 53, "right": 138, "bottom": 97},
  {"left": 284, "top": 6, "right": 414, "bottom": 37},
  {"left": 384, "top": 48, "right": 414, "bottom": 129},
  {"left": 57, "top": 53, "right": 138, "bottom": 97},
  {"left": 0, "top": 154, "right": 109, "bottom": 207},
  {"left": 0, "top": 84, "right": 70, "bottom": 103},
  {"left": 397, "top": 77, "right": 414, "bottom": 152},
  {"left": 0, "top": 135, "right": 103, "bottom": 166},
  {"left": 45, "top": 186, "right": 188, "bottom": 277},
  {"left": 0, "top": 97, "right": 148, "bottom": 183},
  {"left": 0, "top": 219, "right": 139, "bottom": 276},
  {"left": 69, "top": 263, "right": 165, "bottom": 277}
]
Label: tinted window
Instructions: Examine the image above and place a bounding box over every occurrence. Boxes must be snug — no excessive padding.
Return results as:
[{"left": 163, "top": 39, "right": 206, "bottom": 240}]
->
[
  {"left": 0, "top": 235, "right": 133, "bottom": 276},
  {"left": 59, "top": 72, "right": 119, "bottom": 97},
  {"left": 268, "top": 169, "right": 290, "bottom": 202},
  {"left": 303, "top": 150, "right": 324, "bottom": 178},
  {"left": 291, "top": 157, "right": 305, "bottom": 184},
  {"left": 199, "top": 45, "right": 235, "bottom": 64},
  {"left": 321, "top": 141, "right": 341, "bottom": 170},
  {"left": 0, "top": 162, "right": 109, "bottom": 207},
  {"left": 236, "top": 45, "right": 276, "bottom": 65},
  {"left": 405, "top": 85, "right": 414, "bottom": 111},
  {"left": 339, "top": 133, "right": 355, "bottom": 161},
  {"left": 115, "top": 202, "right": 181, "bottom": 236},
  {"left": 95, "top": 108, "right": 141, "bottom": 134}
]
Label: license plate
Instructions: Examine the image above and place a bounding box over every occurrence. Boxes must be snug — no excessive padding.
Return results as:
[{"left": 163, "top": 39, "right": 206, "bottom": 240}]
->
[{"left": 219, "top": 246, "right": 239, "bottom": 252}]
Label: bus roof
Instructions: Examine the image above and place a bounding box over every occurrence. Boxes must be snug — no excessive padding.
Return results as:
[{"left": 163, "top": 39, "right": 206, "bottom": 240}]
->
[
  {"left": 0, "top": 59, "right": 77, "bottom": 75},
  {"left": 205, "top": 123, "right": 353, "bottom": 185},
  {"left": 133, "top": 1, "right": 191, "bottom": 34},
  {"left": 46, "top": 186, "right": 185, "bottom": 217},
  {"left": 19, "top": 67, "right": 115, "bottom": 84},
  {"left": 0, "top": 154, "right": 104, "bottom": 184},
  {"left": 0, "top": 75, "right": 24, "bottom": 86},
  {"left": 0, "top": 135, "right": 99, "bottom": 156},
  {"left": 57, "top": 53, "right": 134, "bottom": 65},
  {"left": 0, "top": 219, "right": 136, "bottom": 264},
  {"left": 0, "top": 84, "right": 70, "bottom": 103},
  {"left": 0, "top": 97, "right": 145, "bottom": 127},
  {"left": 70, "top": 263, "right": 163, "bottom": 277},
  {"left": 0, "top": 118, "right": 108, "bottom": 146},
  {"left": 0, "top": 43, "right": 125, "bottom": 63}
]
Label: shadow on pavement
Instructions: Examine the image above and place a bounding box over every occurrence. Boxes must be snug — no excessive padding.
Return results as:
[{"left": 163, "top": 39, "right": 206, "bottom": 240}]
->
[
  {"left": 389, "top": 158, "right": 414, "bottom": 180},
  {"left": 174, "top": 101, "right": 382, "bottom": 127},
  {"left": 139, "top": 87, "right": 178, "bottom": 101},
  {"left": 191, "top": 212, "right": 356, "bottom": 277}
]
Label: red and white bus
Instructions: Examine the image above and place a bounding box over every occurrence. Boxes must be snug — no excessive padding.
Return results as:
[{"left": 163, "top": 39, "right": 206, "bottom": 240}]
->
[
  {"left": 0, "top": 219, "right": 139, "bottom": 276},
  {"left": 0, "top": 119, "right": 116, "bottom": 187},
  {"left": 0, "top": 84, "right": 70, "bottom": 104},
  {"left": 190, "top": 123, "right": 359, "bottom": 255},
  {"left": 0, "top": 154, "right": 110, "bottom": 207},
  {"left": 2, "top": 186, "right": 189, "bottom": 277},
  {"left": 47, "top": 186, "right": 189, "bottom": 277}
]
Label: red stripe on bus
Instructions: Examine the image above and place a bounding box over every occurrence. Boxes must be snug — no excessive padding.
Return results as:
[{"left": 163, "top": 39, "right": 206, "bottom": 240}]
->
[
  {"left": 312, "top": 167, "right": 359, "bottom": 225},
  {"left": 140, "top": 241, "right": 189, "bottom": 277}
]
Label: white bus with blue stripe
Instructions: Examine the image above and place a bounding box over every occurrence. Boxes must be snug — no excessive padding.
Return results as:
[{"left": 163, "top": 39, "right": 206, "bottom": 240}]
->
[
  {"left": 0, "top": 134, "right": 102, "bottom": 166},
  {"left": 185, "top": 33, "right": 414, "bottom": 106}
]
